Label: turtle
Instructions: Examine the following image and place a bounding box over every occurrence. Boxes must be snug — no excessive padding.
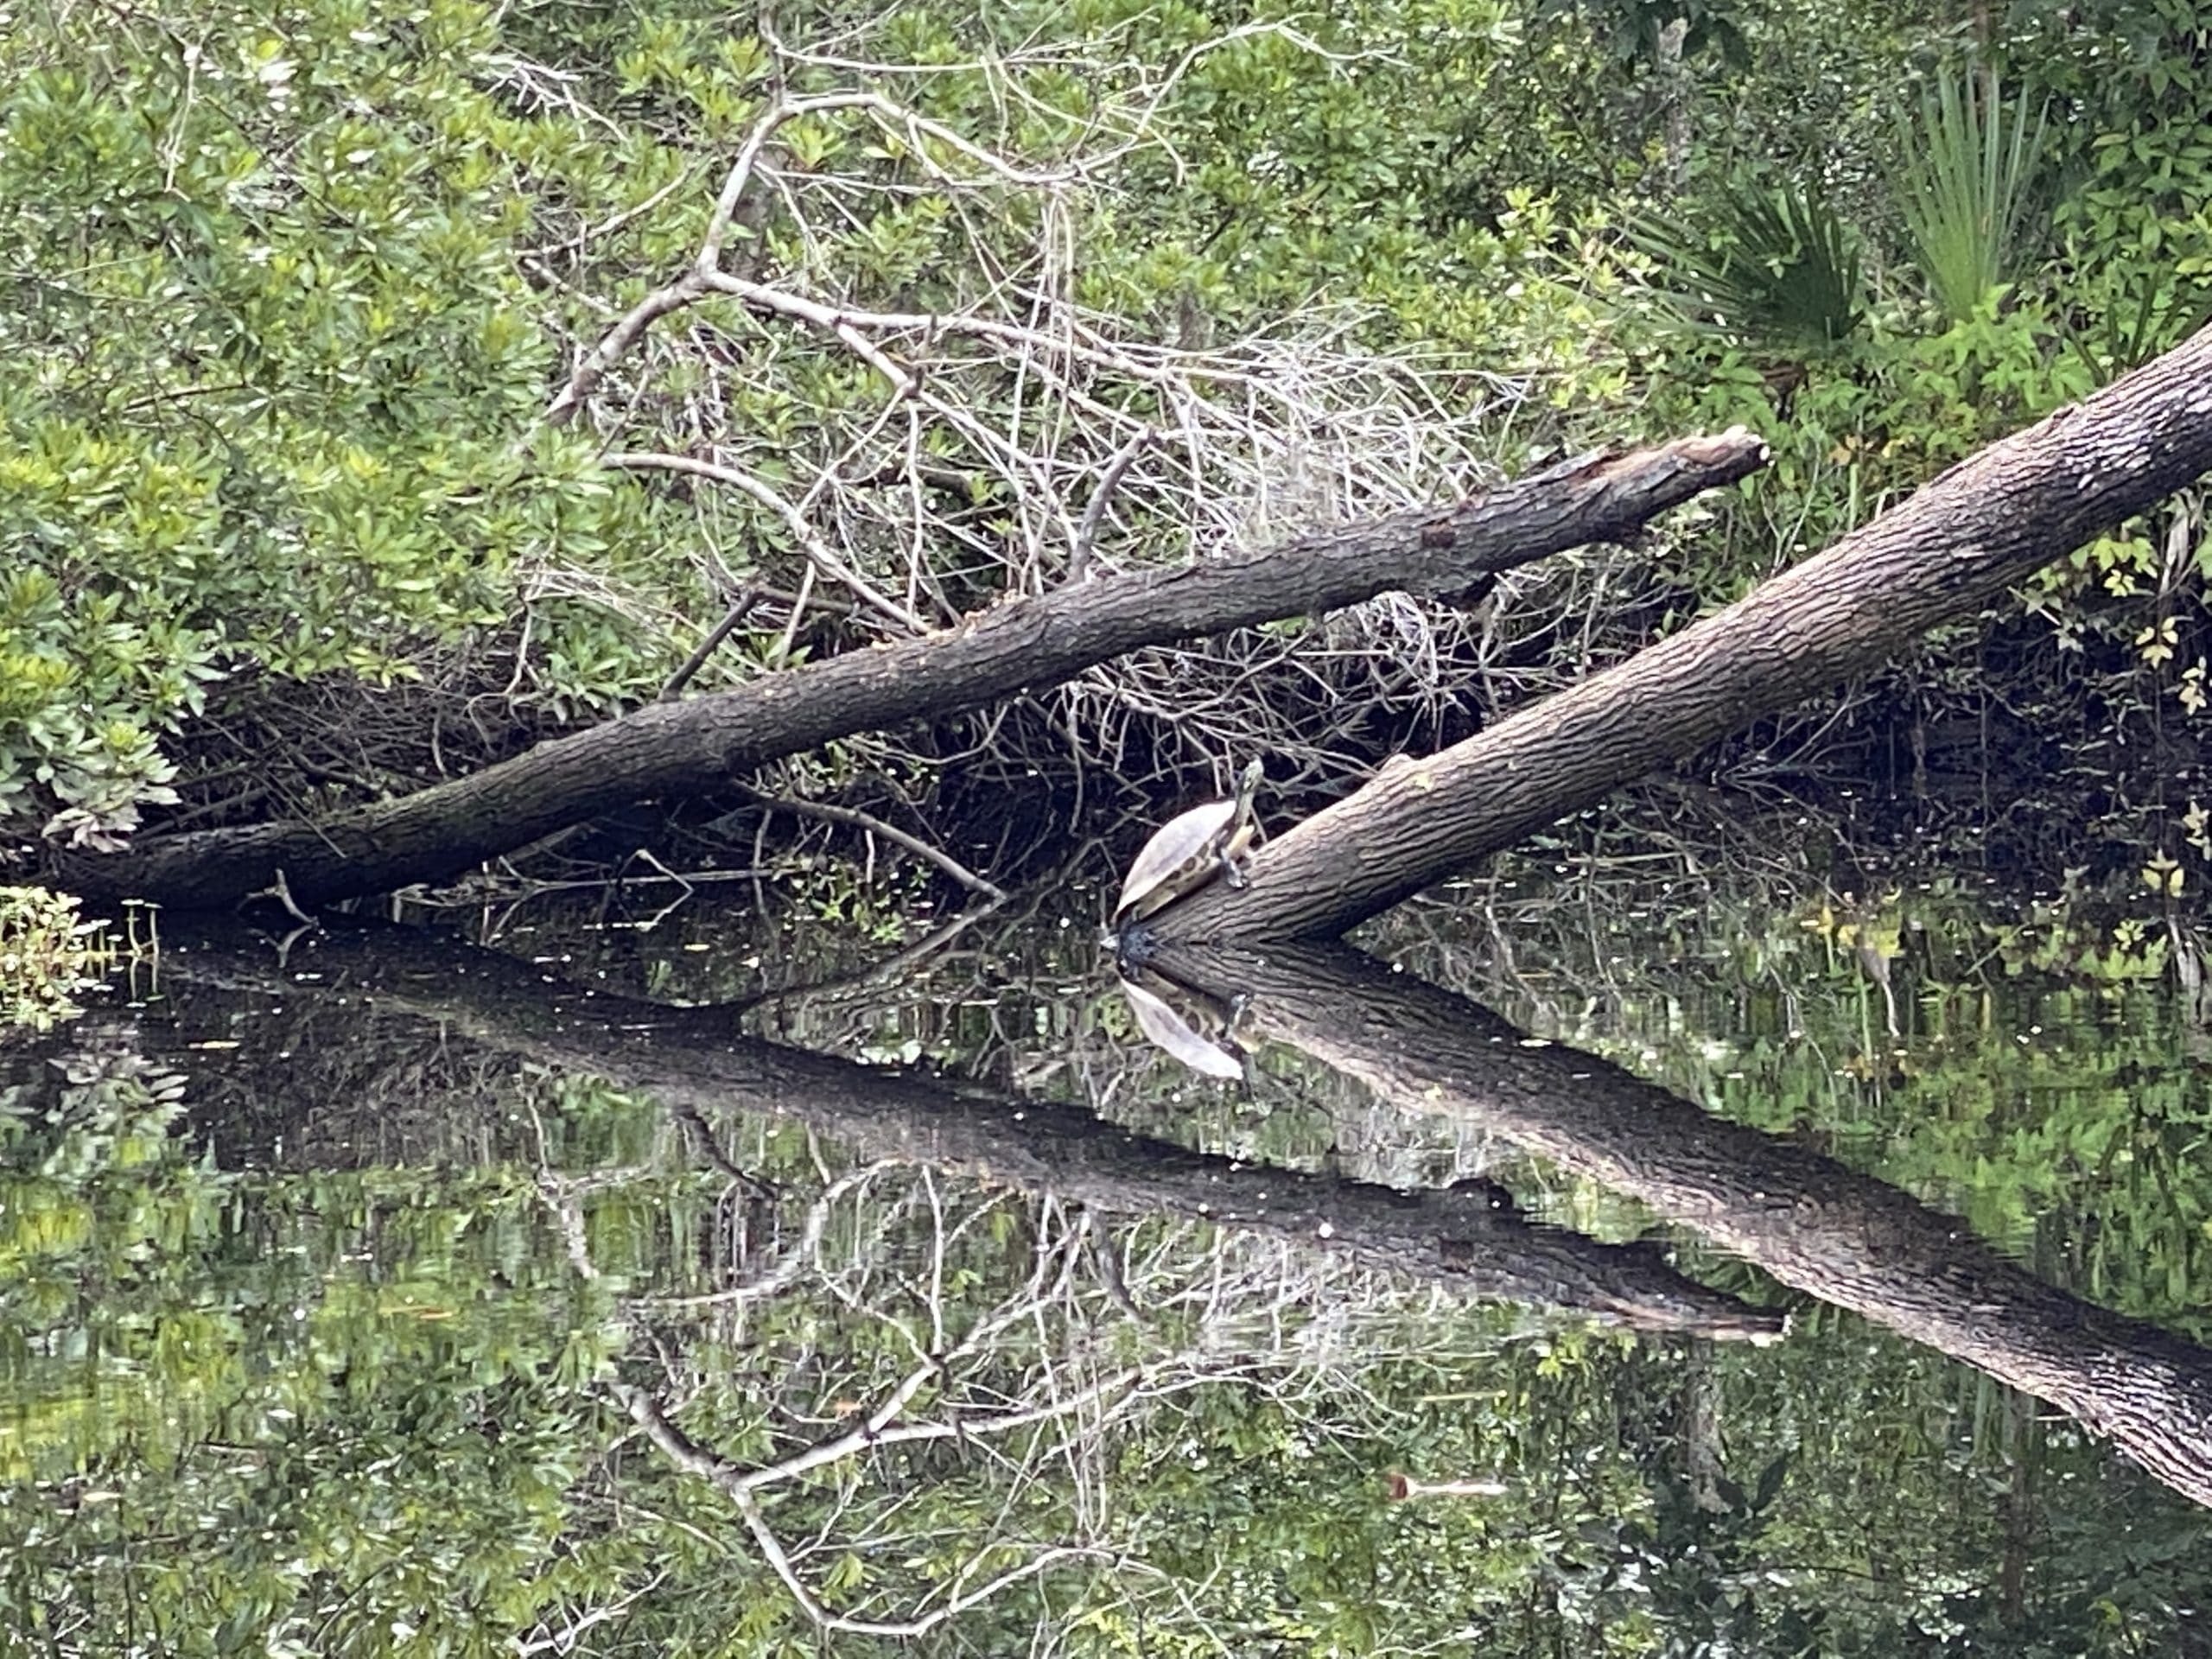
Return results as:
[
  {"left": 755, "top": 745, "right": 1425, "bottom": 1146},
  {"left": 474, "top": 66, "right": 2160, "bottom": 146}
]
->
[{"left": 1112, "top": 759, "right": 1263, "bottom": 926}]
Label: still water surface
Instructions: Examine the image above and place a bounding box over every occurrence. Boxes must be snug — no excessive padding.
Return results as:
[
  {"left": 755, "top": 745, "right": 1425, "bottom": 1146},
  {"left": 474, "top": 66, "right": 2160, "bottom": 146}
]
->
[{"left": 5, "top": 833, "right": 2211, "bottom": 1655}]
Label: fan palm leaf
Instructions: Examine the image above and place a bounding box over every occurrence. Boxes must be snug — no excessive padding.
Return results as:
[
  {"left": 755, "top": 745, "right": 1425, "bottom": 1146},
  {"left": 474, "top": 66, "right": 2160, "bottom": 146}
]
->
[
  {"left": 1894, "top": 67, "right": 2048, "bottom": 324},
  {"left": 1629, "top": 181, "right": 1866, "bottom": 349}
]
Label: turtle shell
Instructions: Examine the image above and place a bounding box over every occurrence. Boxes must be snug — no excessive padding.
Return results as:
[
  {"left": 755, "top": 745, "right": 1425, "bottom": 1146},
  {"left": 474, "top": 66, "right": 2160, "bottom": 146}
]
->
[{"left": 1112, "top": 760, "right": 1262, "bottom": 925}]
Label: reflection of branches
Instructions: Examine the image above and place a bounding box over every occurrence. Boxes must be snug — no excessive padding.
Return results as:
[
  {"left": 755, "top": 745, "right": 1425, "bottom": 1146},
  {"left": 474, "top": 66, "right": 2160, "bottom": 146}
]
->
[
  {"left": 614, "top": 1337, "right": 1154, "bottom": 1504},
  {"left": 233, "top": 917, "right": 1579, "bottom": 1652},
  {"left": 640, "top": 1161, "right": 882, "bottom": 1310},
  {"left": 604, "top": 1191, "right": 1125, "bottom": 1636},
  {"left": 550, "top": 1119, "right": 1386, "bottom": 1643},
  {"left": 513, "top": 1569, "right": 669, "bottom": 1656},
  {"left": 613, "top": 1313, "right": 1190, "bottom": 1642}
]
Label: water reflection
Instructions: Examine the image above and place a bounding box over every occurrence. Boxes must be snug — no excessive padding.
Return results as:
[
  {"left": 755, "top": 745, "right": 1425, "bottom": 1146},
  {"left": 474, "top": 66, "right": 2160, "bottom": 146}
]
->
[
  {"left": 4, "top": 849, "right": 2211, "bottom": 1652},
  {"left": 1143, "top": 933, "right": 2212, "bottom": 1508}
]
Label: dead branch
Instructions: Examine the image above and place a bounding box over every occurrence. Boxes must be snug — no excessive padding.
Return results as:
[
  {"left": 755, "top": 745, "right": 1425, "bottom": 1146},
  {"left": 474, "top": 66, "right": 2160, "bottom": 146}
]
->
[{"left": 1165, "top": 324, "right": 2212, "bottom": 943}]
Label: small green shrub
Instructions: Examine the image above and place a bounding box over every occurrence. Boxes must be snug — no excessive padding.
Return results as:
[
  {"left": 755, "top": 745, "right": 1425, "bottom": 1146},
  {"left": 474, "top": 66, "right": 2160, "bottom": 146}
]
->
[
  {"left": 0, "top": 886, "right": 113, "bottom": 1033},
  {"left": 1626, "top": 181, "right": 1866, "bottom": 351},
  {"left": 1893, "top": 67, "right": 2048, "bottom": 326}
]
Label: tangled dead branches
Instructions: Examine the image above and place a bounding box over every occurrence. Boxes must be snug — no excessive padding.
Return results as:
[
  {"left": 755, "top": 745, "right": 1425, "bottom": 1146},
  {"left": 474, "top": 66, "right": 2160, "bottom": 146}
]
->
[{"left": 531, "top": 19, "right": 1654, "bottom": 812}]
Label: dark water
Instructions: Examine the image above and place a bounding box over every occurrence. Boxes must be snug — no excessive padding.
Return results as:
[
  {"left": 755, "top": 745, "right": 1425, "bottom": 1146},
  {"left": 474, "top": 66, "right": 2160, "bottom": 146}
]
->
[{"left": 5, "top": 833, "right": 2212, "bottom": 1656}]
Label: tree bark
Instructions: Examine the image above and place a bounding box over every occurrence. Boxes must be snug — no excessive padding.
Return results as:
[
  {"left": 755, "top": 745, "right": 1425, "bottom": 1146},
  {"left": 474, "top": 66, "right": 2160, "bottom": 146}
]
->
[
  {"left": 1154, "top": 936, "right": 2212, "bottom": 1512},
  {"left": 1158, "top": 321, "right": 2212, "bottom": 944},
  {"left": 50, "top": 433, "right": 1765, "bottom": 909}
]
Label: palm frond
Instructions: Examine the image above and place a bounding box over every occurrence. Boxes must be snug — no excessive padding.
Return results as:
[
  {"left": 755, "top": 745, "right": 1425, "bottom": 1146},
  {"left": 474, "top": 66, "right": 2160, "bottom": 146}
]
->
[
  {"left": 1628, "top": 181, "right": 1865, "bottom": 350},
  {"left": 1894, "top": 67, "right": 2049, "bottom": 324}
]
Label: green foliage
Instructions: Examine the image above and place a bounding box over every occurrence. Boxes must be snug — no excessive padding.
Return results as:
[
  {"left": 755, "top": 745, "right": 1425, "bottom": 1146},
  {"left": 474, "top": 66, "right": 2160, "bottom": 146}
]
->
[
  {"left": 1592, "top": 0, "right": 2212, "bottom": 747},
  {"left": 1537, "top": 0, "right": 1749, "bottom": 67},
  {"left": 3, "top": 0, "right": 2203, "bottom": 855},
  {"left": 1031, "top": 0, "right": 1631, "bottom": 393},
  {"left": 0, "top": 0, "right": 707, "bottom": 843},
  {"left": 1963, "top": 2, "right": 2212, "bottom": 387},
  {"left": 0, "top": 887, "right": 114, "bottom": 1033},
  {"left": 1626, "top": 181, "right": 1866, "bottom": 351},
  {"left": 0, "top": 1044, "right": 637, "bottom": 1655},
  {"left": 1894, "top": 67, "right": 2050, "bottom": 326},
  {"left": 1612, "top": 294, "right": 2096, "bottom": 610},
  {"left": 0, "top": 0, "right": 1675, "bottom": 848}
]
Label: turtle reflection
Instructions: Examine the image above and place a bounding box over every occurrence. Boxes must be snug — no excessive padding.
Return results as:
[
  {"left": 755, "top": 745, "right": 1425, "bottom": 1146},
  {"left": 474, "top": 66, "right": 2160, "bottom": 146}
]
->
[{"left": 1116, "top": 964, "right": 1251, "bottom": 1082}]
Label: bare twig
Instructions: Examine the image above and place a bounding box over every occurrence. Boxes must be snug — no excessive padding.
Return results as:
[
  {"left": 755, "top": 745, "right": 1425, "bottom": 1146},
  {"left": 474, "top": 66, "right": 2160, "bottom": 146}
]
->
[
  {"left": 601, "top": 451, "right": 928, "bottom": 632},
  {"left": 730, "top": 1484, "right": 1107, "bottom": 1640},
  {"left": 524, "top": 28, "right": 1574, "bottom": 817},
  {"left": 736, "top": 781, "right": 1007, "bottom": 900},
  {"left": 658, "top": 582, "right": 767, "bottom": 700},
  {"left": 1069, "top": 426, "right": 1155, "bottom": 580}
]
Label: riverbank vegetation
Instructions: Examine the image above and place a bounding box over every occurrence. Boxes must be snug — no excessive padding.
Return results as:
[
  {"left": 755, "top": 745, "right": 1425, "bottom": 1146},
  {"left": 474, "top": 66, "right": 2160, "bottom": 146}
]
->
[
  {"left": 6, "top": 0, "right": 2210, "bottom": 910},
  {"left": 10, "top": 3, "right": 2212, "bottom": 1647}
]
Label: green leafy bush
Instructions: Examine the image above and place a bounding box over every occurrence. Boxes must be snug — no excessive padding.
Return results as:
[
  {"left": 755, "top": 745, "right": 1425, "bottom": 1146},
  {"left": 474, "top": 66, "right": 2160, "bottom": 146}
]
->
[
  {"left": 0, "top": 886, "right": 112, "bottom": 1032},
  {"left": 0, "top": 1, "right": 692, "bottom": 847}
]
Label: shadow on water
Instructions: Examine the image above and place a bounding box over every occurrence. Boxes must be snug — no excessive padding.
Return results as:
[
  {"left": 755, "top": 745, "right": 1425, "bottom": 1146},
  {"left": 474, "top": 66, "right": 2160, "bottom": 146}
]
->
[{"left": 8, "top": 832, "right": 2212, "bottom": 1653}]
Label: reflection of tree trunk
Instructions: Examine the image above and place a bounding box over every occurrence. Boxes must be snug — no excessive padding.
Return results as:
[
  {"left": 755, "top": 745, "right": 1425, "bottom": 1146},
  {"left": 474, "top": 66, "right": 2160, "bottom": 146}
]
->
[
  {"left": 1681, "top": 1342, "right": 1726, "bottom": 1514},
  {"left": 53, "top": 434, "right": 1763, "bottom": 911},
  {"left": 1999, "top": 1385, "right": 2036, "bottom": 1622},
  {"left": 1159, "top": 937, "right": 2212, "bottom": 1511},
  {"left": 1654, "top": 17, "right": 1691, "bottom": 196},
  {"left": 153, "top": 919, "right": 1776, "bottom": 1338},
  {"left": 1167, "top": 323, "right": 2212, "bottom": 945}
]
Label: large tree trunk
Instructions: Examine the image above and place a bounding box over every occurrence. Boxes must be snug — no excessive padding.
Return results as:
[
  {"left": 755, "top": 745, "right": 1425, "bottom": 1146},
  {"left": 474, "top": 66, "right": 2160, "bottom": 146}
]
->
[
  {"left": 50, "top": 434, "right": 1764, "bottom": 909},
  {"left": 1158, "top": 321, "right": 2212, "bottom": 944}
]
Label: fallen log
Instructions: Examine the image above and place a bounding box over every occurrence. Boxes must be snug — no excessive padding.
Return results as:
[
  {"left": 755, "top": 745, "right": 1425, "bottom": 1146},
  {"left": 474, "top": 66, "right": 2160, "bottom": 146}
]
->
[
  {"left": 50, "top": 433, "right": 1765, "bottom": 909},
  {"left": 1166, "top": 321, "right": 2212, "bottom": 943}
]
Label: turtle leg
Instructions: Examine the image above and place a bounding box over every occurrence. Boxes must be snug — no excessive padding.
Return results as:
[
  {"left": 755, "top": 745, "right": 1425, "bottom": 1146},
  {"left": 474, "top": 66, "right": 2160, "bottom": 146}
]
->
[{"left": 1219, "top": 849, "right": 1251, "bottom": 890}]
